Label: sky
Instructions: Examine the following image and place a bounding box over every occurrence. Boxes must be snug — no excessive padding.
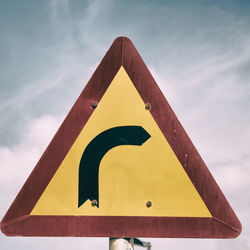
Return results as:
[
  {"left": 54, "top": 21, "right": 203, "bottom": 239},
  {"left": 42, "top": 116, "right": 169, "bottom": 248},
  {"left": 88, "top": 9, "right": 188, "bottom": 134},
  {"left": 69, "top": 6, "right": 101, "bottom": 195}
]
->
[{"left": 0, "top": 0, "right": 250, "bottom": 249}]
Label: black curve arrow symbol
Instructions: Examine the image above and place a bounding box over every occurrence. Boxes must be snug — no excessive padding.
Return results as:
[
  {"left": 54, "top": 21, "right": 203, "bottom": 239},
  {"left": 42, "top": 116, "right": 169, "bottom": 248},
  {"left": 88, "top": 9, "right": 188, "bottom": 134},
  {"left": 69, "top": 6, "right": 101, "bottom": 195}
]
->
[{"left": 78, "top": 125, "right": 151, "bottom": 208}]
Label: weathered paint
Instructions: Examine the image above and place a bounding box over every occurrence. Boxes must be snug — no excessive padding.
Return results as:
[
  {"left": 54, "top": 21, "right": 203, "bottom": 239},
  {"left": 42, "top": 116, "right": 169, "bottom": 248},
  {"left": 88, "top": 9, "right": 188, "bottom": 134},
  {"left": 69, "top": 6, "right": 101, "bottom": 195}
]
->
[
  {"left": 0, "top": 37, "right": 241, "bottom": 238},
  {"left": 31, "top": 67, "right": 211, "bottom": 217}
]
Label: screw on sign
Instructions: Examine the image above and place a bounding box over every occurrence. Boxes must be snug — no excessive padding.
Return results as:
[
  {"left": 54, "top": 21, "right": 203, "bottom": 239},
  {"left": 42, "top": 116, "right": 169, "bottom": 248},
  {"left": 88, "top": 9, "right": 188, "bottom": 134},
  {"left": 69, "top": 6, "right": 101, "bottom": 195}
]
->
[{"left": 0, "top": 37, "right": 241, "bottom": 241}]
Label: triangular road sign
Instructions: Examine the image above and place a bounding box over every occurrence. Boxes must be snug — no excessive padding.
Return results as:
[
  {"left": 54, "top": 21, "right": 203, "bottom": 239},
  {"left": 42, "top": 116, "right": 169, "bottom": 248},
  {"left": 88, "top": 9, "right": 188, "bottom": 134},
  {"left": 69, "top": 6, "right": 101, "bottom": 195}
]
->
[{"left": 1, "top": 37, "right": 241, "bottom": 238}]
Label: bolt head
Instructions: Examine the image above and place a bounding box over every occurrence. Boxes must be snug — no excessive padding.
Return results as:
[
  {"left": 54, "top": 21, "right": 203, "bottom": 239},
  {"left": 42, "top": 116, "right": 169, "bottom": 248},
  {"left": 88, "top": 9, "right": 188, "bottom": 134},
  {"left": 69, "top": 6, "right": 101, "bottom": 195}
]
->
[
  {"left": 145, "top": 103, "right": 151, "bottom": 110},
  {"left": 146, "top": 201, "right": 152, "bottom": 208},
  {"left": 91, "top": 200, "right": 98, "bottom": 206},
  {"left": 92, "top": 102, "right": 98, "bottom": 109}
]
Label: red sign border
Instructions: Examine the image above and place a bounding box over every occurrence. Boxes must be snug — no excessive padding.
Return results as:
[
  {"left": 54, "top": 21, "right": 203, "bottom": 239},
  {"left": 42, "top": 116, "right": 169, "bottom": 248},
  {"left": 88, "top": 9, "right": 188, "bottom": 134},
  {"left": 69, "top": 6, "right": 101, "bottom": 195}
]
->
[{"left": 1, "top": 37, "right": 241, "bottom": 238}]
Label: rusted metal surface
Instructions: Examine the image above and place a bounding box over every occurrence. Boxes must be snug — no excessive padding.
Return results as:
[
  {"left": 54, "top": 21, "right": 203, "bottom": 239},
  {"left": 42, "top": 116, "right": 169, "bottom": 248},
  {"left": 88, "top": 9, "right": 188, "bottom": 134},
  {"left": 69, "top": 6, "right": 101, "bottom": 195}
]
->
[{"left": 0, "top": 37, "right": 241, "bottom": 238}]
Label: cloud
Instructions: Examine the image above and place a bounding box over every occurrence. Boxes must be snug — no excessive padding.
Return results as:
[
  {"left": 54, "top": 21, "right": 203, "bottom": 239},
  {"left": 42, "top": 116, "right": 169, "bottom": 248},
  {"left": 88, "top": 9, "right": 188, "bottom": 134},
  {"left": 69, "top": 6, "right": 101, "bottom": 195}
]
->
[
  {"left": 0, "top": 115, "right": 63, "bottom": 217},
  {"left": 1, "top": 1, "right": 250, "bottom": 249}
]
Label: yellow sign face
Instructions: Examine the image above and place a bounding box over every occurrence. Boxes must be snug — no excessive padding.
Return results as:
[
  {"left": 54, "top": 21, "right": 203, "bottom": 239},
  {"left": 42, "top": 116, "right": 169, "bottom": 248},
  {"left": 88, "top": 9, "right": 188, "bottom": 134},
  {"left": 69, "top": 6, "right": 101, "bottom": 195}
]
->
[{"left": 31, "top": 66, "right": 211, "bottom": 217}]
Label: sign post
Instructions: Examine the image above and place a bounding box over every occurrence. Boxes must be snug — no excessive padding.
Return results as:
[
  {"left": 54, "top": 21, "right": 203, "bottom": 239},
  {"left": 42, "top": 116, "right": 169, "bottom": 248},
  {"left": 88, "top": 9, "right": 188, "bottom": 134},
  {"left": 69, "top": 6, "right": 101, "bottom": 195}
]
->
[
  {"left": 109, "top": 238, "right": 133, "bottom": 250},
  {"left": 109, "top": 238, "right": 151, "bottom": 250},
  {"left": 1, "top": 37, "right": 241, "bottom": 239}
]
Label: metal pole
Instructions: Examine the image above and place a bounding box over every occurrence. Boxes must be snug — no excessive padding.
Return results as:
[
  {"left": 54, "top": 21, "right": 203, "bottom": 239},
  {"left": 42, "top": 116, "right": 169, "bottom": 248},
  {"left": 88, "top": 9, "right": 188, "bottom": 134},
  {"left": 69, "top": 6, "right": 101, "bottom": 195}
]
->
[
  {"left": 109, "top": 238, "right": 152, "bottom": 250},
  {"left": 109, "top": 238, "right": 134, "bottom": 250}
]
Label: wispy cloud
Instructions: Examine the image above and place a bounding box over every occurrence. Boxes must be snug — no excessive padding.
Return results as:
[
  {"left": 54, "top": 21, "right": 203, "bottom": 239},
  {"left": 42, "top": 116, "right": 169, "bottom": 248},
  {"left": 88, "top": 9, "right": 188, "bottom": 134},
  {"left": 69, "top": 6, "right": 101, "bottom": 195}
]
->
[
  {"left": 0, "top": 115, "right": 63, "bottom": 215},
  {"left": 0, "top": 1, "right": 250, "bottom": 249}
]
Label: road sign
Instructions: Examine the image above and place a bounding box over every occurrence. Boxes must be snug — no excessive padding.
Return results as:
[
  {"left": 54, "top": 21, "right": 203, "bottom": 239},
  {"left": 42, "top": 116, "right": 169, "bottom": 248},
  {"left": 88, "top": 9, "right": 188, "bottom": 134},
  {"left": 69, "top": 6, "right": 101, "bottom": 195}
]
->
[{"left": 1, "top": 37, "right": 241, "bottom": 238}]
